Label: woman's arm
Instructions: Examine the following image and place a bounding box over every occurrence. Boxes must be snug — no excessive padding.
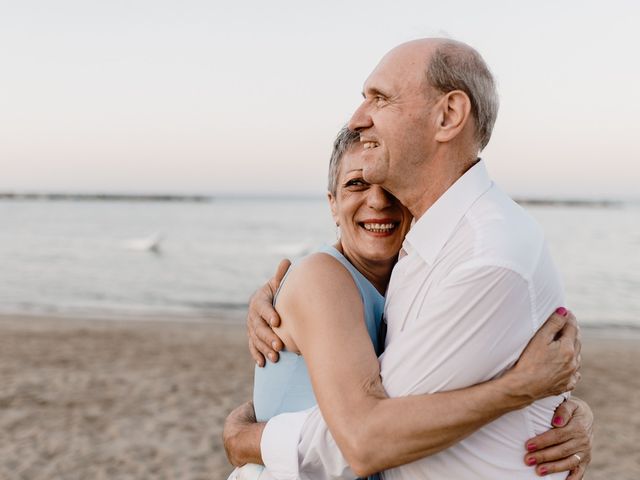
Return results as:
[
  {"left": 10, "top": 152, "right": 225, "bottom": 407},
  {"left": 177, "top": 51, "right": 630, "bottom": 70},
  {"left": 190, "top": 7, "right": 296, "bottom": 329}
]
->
[{"left": 260, "top": 253, "right": 580, "bottom": 477}]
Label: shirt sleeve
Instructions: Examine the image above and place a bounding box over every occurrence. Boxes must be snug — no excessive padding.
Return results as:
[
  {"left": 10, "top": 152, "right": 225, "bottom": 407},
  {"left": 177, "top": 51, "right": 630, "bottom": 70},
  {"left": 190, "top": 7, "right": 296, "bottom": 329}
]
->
[{"left": 261, "top": 406, "right": 356, "bottom": 480}]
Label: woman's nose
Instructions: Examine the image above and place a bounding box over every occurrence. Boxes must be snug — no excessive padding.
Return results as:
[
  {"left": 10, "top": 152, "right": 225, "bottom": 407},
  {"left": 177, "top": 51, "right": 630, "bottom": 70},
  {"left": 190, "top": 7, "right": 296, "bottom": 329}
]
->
[{"left": 368, "top": 186, "right": 392, "bottom": 210}]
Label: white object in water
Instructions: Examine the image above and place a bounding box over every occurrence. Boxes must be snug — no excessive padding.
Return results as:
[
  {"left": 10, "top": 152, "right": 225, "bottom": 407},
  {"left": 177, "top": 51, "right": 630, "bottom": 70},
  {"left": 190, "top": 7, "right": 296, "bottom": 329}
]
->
[{"left": 122, "top": 232, "right": 164, "bottom": 253}]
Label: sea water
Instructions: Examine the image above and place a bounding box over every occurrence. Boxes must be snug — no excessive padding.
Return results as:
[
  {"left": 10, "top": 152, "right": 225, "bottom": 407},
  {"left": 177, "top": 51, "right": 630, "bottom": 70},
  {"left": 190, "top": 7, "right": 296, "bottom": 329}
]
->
[{"left": 0, "top": 197, "right": 638, "bottom": 329}]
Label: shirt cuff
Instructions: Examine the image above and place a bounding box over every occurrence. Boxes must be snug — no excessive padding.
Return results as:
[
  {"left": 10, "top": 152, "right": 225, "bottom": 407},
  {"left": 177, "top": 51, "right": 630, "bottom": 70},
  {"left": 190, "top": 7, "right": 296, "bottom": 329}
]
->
[{"left": 261, "top": 409, "right": 312, "bottom": 480}]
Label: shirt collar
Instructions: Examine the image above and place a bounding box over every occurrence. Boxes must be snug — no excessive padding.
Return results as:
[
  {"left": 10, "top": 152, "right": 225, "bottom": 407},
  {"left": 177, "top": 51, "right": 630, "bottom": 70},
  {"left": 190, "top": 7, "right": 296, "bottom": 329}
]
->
[{"left": 404, "top": 159, "right": 493, "bottom": 265}]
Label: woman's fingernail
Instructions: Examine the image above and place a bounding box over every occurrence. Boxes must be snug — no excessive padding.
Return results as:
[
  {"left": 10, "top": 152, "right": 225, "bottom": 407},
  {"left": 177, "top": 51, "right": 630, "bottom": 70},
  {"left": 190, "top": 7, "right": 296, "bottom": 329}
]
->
[
  {"left": 553, "top": 416, "right": 564, "bottom": 426},
  {"left": 539, "top": 466, "right": 548, "bottom": 475},
  {"left": 527, "top": 457, "right": 537, "bottom": 466},
  {"left": 268, "top": 353, "right": 276, "bottom": 362},
  {"left": 272, "top": 341, "right": 278, "bottom": 349},
  {"left": 527, "top": 443, "right": 537, "bottom": 452},
  {"left": 555, "top": 307, "right": 568, "bottom": 316}
]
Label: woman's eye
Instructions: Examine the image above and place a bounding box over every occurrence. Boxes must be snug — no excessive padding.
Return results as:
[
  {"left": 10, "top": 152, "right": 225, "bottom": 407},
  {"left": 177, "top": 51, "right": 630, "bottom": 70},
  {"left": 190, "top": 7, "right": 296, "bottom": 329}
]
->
[{"left": 345, "top": 179, "right": 368, "bottom": 188}]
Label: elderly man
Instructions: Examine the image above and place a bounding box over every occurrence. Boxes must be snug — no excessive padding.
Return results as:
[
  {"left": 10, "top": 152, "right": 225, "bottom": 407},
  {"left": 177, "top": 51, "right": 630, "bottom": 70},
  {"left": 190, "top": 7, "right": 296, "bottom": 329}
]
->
[{"left": 226, "top": 38, "right": 593, "bottom": 479}]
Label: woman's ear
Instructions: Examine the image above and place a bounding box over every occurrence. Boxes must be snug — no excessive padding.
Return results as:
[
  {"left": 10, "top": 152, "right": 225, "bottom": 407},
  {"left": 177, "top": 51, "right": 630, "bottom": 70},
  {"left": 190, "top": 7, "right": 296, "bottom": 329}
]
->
[
  {"left": 434, "top": 90, "right": 472, "bottom": 143},
  {"left": 327, "top": 191, "right": 339, "bottom": 225}
]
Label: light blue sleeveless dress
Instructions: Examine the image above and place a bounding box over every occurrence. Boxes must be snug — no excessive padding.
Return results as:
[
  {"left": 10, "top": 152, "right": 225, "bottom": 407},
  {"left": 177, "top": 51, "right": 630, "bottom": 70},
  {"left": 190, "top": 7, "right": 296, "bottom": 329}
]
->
[{"left": 228, "top": 245, "right": 385, "bottom": 480}]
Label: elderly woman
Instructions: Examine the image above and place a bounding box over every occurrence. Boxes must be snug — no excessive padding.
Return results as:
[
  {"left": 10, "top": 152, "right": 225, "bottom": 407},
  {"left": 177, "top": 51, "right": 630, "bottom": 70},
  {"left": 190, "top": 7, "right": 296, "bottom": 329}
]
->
[{"left": 225, "top": 127, "right": 592, "bottom": 480}]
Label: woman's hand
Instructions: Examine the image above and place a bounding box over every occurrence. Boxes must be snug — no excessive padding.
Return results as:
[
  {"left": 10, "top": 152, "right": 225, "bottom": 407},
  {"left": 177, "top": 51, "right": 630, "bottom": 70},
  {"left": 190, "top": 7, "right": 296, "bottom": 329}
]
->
[
  {"left": 504, "top": 308, "right": 581, "bottom": 403},
  {"left": 246, "top": 259, "right": 291, "bottom": 366},
  {"left": 523, "top": 398, "right": 593, "bottom": 478}
]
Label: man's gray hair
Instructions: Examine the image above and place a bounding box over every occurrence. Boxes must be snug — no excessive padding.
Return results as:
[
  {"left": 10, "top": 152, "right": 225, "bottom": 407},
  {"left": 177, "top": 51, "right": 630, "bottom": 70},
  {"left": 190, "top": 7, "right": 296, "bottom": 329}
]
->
[
  {"left": 328, "top": 125, "right": 360, "bottom": 195},
  {"left": 426, "top": 40, "right": 499, "bottom": 151}
]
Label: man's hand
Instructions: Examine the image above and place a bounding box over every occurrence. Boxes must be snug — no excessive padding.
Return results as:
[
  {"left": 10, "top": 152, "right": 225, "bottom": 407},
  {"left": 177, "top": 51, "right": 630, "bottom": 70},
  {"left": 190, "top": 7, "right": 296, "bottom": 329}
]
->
[
  {"left": 505, "top": 307, "right": 581, "bottom": 403},
  {"left": 247, "top": 259, "right": 291, "bottom": 366},
  {"left": 523, "top": 397, "right": 593, "bottom": 478},
  {"left": 223, "top": 401, "right": 266, "bottom": 467}
]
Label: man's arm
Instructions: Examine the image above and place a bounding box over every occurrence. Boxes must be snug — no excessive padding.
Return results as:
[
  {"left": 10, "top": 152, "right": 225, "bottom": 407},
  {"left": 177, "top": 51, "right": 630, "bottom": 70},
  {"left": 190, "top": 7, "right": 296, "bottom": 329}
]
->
[
  {"left": 223, "top": 401, "right": 265, "bottom": 467},
  {"left": 247, "top": 259, "right": 290, "bottom": 366},
  {"left": 231, "top": 256, "right": 580, "bottom": 478},
  {"left": 223, "top": 397, "right": 594, "bottom": 478}
]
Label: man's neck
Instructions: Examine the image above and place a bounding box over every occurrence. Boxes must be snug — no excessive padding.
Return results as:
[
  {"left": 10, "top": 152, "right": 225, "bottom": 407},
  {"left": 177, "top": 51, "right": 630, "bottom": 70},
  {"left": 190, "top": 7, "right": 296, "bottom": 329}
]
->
[{"left": 404, "top": 156, "right": 479, "bottom": 219}]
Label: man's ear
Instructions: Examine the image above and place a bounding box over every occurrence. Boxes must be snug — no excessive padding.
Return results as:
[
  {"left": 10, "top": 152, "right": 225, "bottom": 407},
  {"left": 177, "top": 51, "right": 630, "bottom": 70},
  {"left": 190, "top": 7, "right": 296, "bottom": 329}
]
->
[
  {"left": 327, "top": 192, "right": 339, "bottom": 225},
  {"left": 434, "top": 90, "right": 472, "bottom": 143}
]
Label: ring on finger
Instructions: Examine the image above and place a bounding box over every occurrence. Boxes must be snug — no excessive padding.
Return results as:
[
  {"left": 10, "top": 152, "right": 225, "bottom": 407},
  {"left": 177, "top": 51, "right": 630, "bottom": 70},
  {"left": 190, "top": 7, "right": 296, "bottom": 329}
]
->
[{"left": 573, "top": 453, "right": 582, "bottom": 463}]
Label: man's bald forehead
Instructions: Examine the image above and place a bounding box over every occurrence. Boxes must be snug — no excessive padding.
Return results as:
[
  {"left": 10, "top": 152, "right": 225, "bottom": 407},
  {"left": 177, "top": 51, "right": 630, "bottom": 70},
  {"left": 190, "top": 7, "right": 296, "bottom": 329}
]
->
[{"left": 389, "top": 38, "right": 479, "bottom": 63}]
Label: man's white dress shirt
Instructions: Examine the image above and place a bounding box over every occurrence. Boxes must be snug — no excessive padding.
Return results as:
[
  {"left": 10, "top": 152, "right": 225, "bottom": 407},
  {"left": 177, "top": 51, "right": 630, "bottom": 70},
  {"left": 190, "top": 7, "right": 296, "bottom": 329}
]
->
[{"left": 259, "top": 161, "right": 566, "bottom": 480}]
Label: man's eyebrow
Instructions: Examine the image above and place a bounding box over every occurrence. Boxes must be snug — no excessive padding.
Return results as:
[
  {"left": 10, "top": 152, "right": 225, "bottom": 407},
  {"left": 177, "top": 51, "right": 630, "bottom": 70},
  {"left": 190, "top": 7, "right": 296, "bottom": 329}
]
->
[{"left": 362, "top": 86, "right": 389, "bottom": 99}]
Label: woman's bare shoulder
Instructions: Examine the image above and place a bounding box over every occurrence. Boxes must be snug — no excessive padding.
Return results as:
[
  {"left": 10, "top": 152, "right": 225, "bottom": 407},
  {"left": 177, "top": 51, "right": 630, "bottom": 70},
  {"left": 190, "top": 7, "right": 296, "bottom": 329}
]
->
[
  {"left": 281, "top": 251, "right": 357, "bottom": 296},
  {"left": 273, "top": 251, "right": 361, "bottom": 351}
]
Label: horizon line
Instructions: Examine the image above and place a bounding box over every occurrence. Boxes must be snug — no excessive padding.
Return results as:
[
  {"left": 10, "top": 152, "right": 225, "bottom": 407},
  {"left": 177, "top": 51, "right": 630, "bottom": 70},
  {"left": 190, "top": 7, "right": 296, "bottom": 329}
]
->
[{"left": 0, "top": 191, "right": 634, "bottom": 207}]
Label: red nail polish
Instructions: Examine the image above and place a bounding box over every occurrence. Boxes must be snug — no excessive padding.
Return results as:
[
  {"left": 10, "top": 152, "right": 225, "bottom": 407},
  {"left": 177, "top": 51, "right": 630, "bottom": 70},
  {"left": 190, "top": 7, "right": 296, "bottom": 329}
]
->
[
  {"left": 539, "top": 466, "right": 548, "bottom": 475},
  {"left": 553, "top": 416, "right": 564, "bottom": 426},
  {"left": 527, "top": 457, "right": 537, "bottom": 466},
  {"left": 555, "top": 307, "right": 568, "bottom": 316},
  {"left": 527, "top": 443, "right": 537, "bottom": 452}
]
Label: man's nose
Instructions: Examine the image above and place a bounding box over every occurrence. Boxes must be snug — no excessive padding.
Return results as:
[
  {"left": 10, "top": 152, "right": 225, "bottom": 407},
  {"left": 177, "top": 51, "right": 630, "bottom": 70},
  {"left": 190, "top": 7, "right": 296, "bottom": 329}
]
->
[
  {"left": 348, "top": 101, "right": 372, "bottom": 132},
  {"left": 368, "top": 186, "right": 393, "bottom": 210}
]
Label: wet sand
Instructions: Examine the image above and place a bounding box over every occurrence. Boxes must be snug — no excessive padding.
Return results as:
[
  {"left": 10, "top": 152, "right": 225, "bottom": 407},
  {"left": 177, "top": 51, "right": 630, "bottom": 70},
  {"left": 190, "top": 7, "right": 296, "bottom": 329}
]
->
[{"left": 0, "top": 314, "right": 638, "bottom": 479}]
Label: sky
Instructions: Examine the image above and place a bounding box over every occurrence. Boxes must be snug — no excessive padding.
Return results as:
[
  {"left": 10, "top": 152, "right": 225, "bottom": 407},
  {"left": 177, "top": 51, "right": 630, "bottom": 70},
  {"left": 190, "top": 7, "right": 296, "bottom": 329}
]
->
[{"left": 1, "top": 0, "right": 639, "bottom": 199}]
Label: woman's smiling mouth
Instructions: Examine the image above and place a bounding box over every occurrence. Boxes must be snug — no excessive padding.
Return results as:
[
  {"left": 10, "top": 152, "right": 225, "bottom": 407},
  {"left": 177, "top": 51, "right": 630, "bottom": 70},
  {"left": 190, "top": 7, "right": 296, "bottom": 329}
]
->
[{"left": 359, "top": 220, "right": 399, "bottom": 235}]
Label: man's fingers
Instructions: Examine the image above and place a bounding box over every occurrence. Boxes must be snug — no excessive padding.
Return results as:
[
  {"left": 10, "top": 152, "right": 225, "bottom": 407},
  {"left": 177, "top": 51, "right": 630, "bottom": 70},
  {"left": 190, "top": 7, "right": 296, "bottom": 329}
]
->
[
  {"left": 252, "top": 316, "right": 284, "bottom": 352},
  {"left": 254, "top": 288, "right": 281, "bottom": 328},
  {"left": 248, "top": 319, "right": 282, "bottom": 360},
  {"left": 250, "top": 330, "right": 280, "bottom": 364},
  {"left": 248, "top": 335, "right": 266, "bottom": 367},
  {"left": 270, "top": 259, "right": 291, "bottom": 294},
  {"left": 244, "top": 258, "right": 289, "bottom": 366},
  {"left": 263, "top": 259, "right": 290, "bottom": 327},
  {"left": 247, "top": 293, "right": 281, "bottom": 347}
]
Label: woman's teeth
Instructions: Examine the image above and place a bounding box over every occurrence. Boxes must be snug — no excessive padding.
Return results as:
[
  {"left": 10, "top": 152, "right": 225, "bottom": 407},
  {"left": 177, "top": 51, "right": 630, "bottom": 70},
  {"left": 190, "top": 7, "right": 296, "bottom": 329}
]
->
[
  {"left": 363, "top": 142, "right": 379, "bottom": 149},
  {"left": 363, "top": 223, "right": 395, "bottom": 233}
]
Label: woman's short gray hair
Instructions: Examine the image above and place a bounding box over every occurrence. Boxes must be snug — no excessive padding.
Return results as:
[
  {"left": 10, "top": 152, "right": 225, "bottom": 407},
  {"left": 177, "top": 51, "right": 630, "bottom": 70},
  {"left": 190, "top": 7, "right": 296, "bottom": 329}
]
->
[
  {"left": 327, "top": 125, "right": 360, "bottom": 196},
  {"left": 426, "top": 40, "right": 499, "bottom": 151}
]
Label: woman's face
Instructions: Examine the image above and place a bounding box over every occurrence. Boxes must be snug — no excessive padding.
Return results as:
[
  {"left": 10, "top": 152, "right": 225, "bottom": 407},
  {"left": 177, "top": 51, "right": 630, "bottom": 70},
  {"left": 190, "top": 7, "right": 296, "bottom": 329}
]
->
[{"left": 329, "top": 144, "right": 412, "bottom": 264}]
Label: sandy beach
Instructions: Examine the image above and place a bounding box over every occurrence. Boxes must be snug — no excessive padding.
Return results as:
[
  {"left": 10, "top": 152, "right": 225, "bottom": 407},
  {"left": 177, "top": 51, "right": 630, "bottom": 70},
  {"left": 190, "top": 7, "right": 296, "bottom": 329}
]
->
[{"left": 0, "top": 314, "right": 638, "bottom": 480}]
